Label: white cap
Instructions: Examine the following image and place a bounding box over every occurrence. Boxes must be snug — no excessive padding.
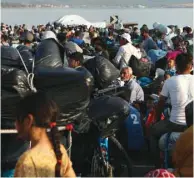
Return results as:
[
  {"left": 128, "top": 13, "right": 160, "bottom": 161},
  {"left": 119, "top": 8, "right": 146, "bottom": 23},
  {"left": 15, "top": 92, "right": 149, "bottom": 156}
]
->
[{"left": 121, "top": 33, "right": 132, "bottom": 43}]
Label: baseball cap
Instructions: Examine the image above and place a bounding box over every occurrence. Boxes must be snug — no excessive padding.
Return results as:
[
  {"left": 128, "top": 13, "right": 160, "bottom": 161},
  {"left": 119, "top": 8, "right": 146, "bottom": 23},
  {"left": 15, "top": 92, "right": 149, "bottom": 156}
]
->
[{"left": 121, "top": 33, "right": 132, "bottom": 43}]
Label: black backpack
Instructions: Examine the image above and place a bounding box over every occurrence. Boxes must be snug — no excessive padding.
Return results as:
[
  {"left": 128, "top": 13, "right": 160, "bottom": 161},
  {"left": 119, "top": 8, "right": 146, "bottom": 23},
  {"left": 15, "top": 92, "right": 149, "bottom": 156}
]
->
[{"left": 129, "top": 55, "right": 152, "bottom": 78}]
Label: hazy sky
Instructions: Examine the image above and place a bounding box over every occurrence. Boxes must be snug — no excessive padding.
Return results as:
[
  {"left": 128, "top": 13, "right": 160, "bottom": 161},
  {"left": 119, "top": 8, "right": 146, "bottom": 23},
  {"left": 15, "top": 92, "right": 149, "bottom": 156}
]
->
[{"left": 2, "top": 0, "right": 193, "bottom": 6}]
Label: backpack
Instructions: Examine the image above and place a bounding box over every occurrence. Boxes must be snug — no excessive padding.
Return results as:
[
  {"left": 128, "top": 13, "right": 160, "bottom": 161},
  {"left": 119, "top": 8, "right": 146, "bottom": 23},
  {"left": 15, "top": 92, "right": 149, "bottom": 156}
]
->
[{"left": 129, "top": 55, "right": 152, "bottom": 78}]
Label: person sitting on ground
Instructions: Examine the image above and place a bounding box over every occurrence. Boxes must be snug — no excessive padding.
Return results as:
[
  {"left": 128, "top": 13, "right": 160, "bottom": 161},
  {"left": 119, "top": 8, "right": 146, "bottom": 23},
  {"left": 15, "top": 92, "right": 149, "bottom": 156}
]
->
[
  {"left": 113, "top": 33, "right": 142, "bottom": 68},
  {"left": 149, "top": 53, "right": 194, "bottom": 167},
  {"left": 119, "top": 67, "right": 144, "bottom": 103},
  {"left": 140, "top": 26, "right": 158, "bottom": 54},
  {"left": 14, "top": 92, "right": 76, "bottom": 177},
  {"left": 69, "top": 30, "right": 85, "bottom": 47}
]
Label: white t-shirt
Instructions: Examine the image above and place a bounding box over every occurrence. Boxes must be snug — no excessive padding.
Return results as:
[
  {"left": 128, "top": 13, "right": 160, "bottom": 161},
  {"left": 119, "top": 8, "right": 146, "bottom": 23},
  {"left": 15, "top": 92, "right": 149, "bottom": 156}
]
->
[
  {"left": 114, "top": 43, "right": 142, "bottom": 65},
  {"left": 161, "top": 74, "right": 194, "bottom": 125}
]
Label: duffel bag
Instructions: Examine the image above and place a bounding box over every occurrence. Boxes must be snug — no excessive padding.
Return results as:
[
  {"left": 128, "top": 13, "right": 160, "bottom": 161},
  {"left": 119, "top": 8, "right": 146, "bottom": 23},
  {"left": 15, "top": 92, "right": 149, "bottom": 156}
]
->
[
  {"left": 87, "top": 95, "right": 129, "bottom": 137},
  {"left": 83, "top": 56, "right": 120, "bottom": 89},
  {"left": 1, "top": 46, "right": 21, "bottom": 68},
  {"left": 34, "top": 66, "right": 94, "bottom": 124},
  {"left": 35, "top": 39, "right": 65, "bottom": 68},
  {"left": 1, "top": 67, "right": 31, "bottom": 97}
]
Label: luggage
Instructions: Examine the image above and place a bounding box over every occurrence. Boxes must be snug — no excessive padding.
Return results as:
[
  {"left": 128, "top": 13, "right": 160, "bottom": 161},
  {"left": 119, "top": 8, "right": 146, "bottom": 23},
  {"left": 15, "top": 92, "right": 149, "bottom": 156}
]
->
[
  {"left": 87, "top": 96, "right": 130, "bottom": 138},
  {"left": 1, "top": 90, "right": 22, "bottom": 129},
  {"left": 129, "top": 55, "right": 152, "bottom": 77},
  {"left": 1, "top": 46, "right": 21, "bottom": 68},
  {"left": 16, "top": 45, "right": 34, "bottom": 71},
  {"left": 147, "top": 49, "right": 167, "bottom": 65},
  {"left": 1, "top": 67, "right": 31, "bottom": 97},
  {"left": 1, "top": 45, "right": 33, "bottom": 72},
  {"left": 125, "top": 105, "right": 145, "bottom": 150},
  {"left": 34, "top": 66, "right": 94, "bottom": 125},
  {"left": 35, "top": 39, "right": 65, "bottom": 68},
  {"left": 137, "top": 77, "right": 153, "bottom": 87},
  {"left": 83, "top": 56, "right": 120, "bottom": 89}
]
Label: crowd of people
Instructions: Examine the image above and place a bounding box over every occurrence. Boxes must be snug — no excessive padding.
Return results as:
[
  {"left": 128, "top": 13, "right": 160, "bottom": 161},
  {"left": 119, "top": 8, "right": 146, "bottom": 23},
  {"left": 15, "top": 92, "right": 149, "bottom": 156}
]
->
[{"left": 1, "top": 21, "right": 194, "bottom": 177}]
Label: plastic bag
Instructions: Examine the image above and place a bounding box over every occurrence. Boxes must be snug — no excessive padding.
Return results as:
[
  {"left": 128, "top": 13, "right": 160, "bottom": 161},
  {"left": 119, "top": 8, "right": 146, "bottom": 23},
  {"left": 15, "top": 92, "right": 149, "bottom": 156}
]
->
[
  {"left": 35, "top": 39, "right": 65, "bottom": 68},
  {"left": 87, "top": 96, "right": 129, "bottom": 137},
  {"left": 84, "top": 56, "right": 120, "bottom": 89},
  {"left": 129, "top": 55, "right": 152, "bottom": 77},
  {"left": 1, "top": 46, "right": 21, "bottom": 68},
  {"left": 1, "top": 66, "right": 31, "bottom": 97},
  {"left": 34, "top": 67, "right": 94, "bottom": 124}
]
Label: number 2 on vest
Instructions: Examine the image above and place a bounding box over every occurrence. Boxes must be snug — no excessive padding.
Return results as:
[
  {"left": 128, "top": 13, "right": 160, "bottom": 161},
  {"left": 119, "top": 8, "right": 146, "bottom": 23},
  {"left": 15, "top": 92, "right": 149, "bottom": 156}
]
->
[{"left": 131, "top": 114, "right": 139, "bottom": 124}]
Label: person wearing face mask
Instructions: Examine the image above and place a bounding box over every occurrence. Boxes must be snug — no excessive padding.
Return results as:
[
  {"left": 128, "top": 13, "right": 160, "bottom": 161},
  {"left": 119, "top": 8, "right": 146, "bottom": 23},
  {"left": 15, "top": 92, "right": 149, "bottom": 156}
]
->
[{"left": 113, "top": 33, "right": 142, "bottom": 68}]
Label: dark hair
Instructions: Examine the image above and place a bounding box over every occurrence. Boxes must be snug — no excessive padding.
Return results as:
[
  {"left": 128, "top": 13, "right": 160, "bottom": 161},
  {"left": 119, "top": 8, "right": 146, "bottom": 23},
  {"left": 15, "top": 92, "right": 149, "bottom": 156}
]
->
[
  {"left": 108, "top": 31, "right": 114, "bottom": 36},
  {"left": 140, "top": 26, "right": 149, "bottom": 34},
  {"left": 75, "top": 30, "right": 81, "bottom": 37},
  {"left": 175, "top": 53, "right": 193, "bottom": 73},
  {"left": 1, "top": 34, "right": 8, "bottom": 42},
  {"left": 69, "top": 52, "right": 84, "bottom": 64},
  {"left": 16, "top": 92, "right": 62, "bottom": 177},
  {"left": 133, "top": 27, "right": 138, "bottom": 31},
  {"left": 185, "top": 100, "right": 193, "bottom": 127},
  {"left": 57, "top": 33, "right": 66, "bottom": 44},
  {"left": 93, "top": 37, "right": 107, "bottom": 50}
]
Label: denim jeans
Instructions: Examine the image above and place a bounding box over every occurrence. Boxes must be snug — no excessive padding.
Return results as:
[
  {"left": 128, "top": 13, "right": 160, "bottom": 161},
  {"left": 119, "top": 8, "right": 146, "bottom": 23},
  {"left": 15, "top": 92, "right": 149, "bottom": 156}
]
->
[{"left": 149, "top": 119, "right": 187, "bottom": 167}]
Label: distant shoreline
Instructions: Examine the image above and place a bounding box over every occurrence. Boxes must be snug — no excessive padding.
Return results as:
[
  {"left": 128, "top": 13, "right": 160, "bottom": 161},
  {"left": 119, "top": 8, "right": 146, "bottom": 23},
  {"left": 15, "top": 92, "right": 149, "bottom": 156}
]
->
[{"left": 1, "top": 6, "right": 193, "bottom": 9}]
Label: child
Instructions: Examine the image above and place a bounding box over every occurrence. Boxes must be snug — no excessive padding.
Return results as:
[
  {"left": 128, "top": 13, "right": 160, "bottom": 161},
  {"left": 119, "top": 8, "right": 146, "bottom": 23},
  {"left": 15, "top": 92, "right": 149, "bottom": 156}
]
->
[
  {"left": 166, "top": 58, "right": 176, "bottom": 76},
  {"left": 165, "top": 51, "right": 182, "bottom": 76},
  {"left": 14, "top": 92, "right": 76, "bottom": 177}
]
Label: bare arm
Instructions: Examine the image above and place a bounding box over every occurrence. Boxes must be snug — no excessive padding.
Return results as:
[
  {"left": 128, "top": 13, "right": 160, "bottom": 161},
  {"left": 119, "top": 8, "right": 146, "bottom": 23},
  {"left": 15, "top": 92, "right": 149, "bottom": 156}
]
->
[{"left": 155, "top": 95, "right": 167, "bottom": 122}]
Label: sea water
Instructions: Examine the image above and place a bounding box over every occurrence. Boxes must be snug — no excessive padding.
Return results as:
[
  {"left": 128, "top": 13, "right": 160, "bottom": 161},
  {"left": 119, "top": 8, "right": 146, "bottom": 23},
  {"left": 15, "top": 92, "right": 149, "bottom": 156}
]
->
[{"left": 1, "top": 8, "right": 193, "bottom": 28}]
